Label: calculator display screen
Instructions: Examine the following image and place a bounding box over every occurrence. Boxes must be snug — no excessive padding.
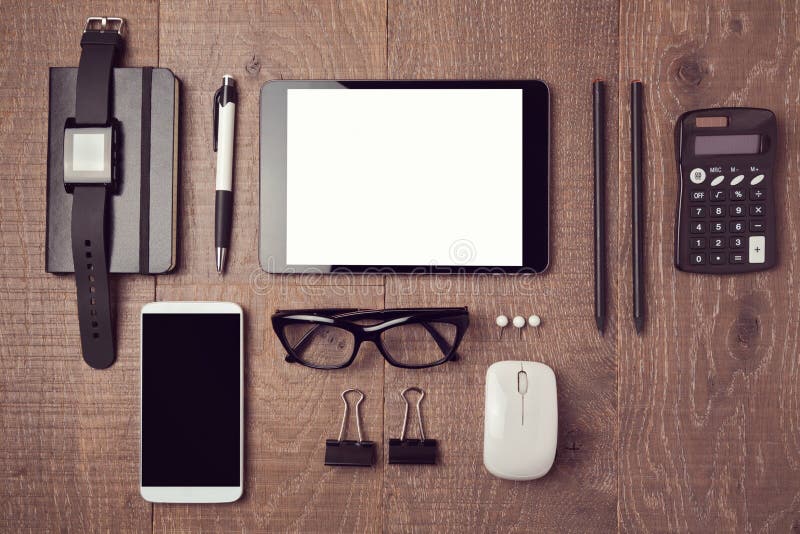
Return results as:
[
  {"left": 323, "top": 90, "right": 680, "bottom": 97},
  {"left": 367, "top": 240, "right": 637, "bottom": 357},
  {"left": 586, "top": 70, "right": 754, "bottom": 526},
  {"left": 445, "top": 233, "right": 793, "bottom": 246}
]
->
[{"left": 694, "top": 134, "right": 760, "bottom": 155}]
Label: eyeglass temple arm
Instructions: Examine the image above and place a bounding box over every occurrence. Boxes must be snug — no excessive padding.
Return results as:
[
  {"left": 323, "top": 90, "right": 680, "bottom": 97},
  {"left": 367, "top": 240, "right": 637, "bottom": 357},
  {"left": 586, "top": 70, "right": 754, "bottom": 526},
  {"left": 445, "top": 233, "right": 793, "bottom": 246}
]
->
[
  {"left": 420, "top": 321, "right": 461, "bottom": 361},
  {"left": 284, "top": 323, "right": 323, "bottom": 362}
]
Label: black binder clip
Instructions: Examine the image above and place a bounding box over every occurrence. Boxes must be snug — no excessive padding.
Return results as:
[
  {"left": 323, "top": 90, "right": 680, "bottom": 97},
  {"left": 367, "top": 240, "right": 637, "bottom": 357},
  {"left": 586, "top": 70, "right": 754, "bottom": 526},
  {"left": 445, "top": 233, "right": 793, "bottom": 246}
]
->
[
  {"left": 324, "top": 388, "right": 375, "bottom": 467},
  {"left": 388, "top": 387, "right": 438, "bottom": 465}
]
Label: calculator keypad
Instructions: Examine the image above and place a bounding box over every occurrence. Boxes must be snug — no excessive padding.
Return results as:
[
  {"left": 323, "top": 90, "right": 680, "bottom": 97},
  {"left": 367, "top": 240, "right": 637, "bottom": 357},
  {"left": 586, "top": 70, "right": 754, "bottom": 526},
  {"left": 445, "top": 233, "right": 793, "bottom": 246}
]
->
[{"left": 678, "top": 167, "right": 773, "bottom": 272}]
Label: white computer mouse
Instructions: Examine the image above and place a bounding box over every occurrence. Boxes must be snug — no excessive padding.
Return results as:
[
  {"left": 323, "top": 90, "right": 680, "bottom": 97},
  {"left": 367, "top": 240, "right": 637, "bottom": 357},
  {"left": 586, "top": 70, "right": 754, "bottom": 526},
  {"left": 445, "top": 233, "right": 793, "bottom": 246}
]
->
[{"left": 483, "top": 360, "right": 558, "bottom": 480}]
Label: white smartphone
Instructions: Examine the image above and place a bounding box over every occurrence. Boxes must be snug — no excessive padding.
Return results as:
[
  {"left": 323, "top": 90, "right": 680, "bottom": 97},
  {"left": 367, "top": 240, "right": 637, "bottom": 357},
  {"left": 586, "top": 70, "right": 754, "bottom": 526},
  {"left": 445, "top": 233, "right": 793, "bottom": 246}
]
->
[{"left": 139, "top": 301, "right": 243, "bottom": 503}]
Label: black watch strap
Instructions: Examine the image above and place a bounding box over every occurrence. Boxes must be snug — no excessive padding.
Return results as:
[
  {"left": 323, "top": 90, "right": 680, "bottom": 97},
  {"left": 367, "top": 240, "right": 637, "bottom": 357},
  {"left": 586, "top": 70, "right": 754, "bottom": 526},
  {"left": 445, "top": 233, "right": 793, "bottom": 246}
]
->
[
  {"left": 69, "top": 18, "right": 124, "bottom": 369},
  {"left": 76, "top": 30, "right": 122, "bottom": 125},
  {"left": 71, "top": 186, "right": 115, "bottom": 369}
]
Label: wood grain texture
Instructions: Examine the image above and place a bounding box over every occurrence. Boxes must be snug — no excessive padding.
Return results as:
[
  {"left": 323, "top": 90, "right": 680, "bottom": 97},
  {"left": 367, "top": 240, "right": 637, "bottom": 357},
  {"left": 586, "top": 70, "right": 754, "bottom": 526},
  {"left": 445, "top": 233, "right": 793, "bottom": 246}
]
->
[
  {"left": 618, "top": 1, "right": 800, "bottom": 531},
  {"left": 154, "top": 0, "right": 387, "bottom": 531},
  {"left": 384, "top": 1, "right": 619, "bottom": 532},
  {"left": 4, "top": 0, "right": 800, "bottom": 532},
  {"left": 0, "top": 2, "right": 159, "bottom": 532}
]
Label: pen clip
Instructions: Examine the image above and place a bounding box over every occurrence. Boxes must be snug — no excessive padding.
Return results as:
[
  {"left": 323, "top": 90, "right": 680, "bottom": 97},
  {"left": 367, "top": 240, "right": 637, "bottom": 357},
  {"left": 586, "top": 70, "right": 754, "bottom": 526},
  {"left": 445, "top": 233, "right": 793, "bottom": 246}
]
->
[{"left": 212, "top": 86, "right": 223, "bottom": 152}]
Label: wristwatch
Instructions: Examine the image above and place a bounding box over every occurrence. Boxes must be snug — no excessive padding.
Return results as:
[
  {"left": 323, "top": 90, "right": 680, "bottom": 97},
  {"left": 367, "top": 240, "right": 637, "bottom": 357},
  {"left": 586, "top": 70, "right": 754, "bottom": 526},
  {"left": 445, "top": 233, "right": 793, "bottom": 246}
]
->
[{"left": 63, "top": 17, "right": 125, "bottom": 369}]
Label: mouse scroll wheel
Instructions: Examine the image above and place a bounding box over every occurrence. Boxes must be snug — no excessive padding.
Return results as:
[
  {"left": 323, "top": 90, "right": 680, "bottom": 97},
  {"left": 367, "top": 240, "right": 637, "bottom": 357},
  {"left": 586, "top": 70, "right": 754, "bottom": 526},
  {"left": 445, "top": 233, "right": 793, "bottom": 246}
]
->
[{"left": 517, "top": 370, "right": 528, "bottom": 395}]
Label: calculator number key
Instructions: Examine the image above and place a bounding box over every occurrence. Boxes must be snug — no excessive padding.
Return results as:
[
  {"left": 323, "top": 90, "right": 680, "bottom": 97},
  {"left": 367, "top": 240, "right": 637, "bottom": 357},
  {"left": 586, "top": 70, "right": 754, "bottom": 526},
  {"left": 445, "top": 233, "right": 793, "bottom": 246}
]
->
[
  {"left": 690, "top": 238, "right": 706, "bottom": 249},
  {"left": 730, "top": 205, "right": 746, "bottom": 217},
  {"left": 710, "top": 222, "right": 725, "bottom": 233},
  {"left": 730, "top": 221, "right": 745, "bottom": 233},
  {"left": 730, "top": 237, "right": 745, "bottom": 250},
  {"left": 691, "top": 206, "right": 706, "bottom": 218},
  {"left": 690, "top": 222, "right": 706, "bottom": 234},
  {"left": 689, "top": 253, "right": 706, "bottom": 265},
  {"left": 710, "top": 206, "right": 725, "bottom": 218}
]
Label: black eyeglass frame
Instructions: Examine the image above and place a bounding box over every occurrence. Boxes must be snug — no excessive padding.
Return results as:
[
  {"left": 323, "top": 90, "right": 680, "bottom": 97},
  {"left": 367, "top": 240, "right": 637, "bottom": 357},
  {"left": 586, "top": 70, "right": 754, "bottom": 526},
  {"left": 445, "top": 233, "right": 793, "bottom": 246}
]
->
[{"left": 271, "top": 307, "right": 469, "bottom": 370}]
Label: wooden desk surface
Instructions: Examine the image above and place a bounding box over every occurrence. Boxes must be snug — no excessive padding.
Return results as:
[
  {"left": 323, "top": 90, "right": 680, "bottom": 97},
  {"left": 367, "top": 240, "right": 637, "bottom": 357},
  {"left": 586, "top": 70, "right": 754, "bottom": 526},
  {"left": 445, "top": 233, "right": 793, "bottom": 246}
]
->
[{"left": 1, "top": 1, "right": 798, "bottom": 532}]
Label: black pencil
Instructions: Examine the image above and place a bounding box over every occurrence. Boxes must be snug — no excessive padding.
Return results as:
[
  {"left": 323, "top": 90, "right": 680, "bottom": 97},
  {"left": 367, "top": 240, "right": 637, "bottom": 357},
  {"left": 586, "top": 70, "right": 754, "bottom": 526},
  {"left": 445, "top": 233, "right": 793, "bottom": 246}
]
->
[
  {"left": 593, "top": 79, "right": 606, "bottom": 335},
  {"left": 630, "top": 80, "right": 645, "bottom": 335}
]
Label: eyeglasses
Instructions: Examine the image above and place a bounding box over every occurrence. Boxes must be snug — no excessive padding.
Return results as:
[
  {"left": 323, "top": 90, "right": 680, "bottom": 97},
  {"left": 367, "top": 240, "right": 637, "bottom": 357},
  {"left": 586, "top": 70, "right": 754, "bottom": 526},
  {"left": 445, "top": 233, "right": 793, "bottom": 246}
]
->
[{"left": 271, "top": 307, "right": 469, "bottom": 369}]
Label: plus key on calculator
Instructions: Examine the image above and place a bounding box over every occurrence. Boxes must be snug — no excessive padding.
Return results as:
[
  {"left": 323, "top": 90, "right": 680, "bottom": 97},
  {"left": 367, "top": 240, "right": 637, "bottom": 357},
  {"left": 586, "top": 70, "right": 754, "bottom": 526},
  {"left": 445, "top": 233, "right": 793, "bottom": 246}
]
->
[{"left": 674, "top": 108, "right": 777, "bottom": 273}]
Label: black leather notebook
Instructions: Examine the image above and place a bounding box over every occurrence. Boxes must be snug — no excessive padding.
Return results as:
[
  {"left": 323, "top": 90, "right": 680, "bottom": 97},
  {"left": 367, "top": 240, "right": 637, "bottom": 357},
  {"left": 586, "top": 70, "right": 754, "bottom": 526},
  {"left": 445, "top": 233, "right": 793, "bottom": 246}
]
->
[{"left": 46, "top": 67, "right": 179, "bottom": 274}]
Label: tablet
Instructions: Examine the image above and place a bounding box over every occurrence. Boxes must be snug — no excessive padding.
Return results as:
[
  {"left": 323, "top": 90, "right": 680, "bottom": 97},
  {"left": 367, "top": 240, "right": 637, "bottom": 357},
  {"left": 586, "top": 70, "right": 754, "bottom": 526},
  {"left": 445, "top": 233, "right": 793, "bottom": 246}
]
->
[{"left": 260, "top": 80, "right": 549, "bottom": 274}]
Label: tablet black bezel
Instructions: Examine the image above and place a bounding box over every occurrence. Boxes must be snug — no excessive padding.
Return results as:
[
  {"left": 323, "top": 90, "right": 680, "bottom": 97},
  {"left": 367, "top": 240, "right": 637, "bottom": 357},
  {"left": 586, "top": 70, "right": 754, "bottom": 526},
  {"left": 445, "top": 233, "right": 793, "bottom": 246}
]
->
[{"left": 259, "top": 80, "right": 550, "bottom": 274}]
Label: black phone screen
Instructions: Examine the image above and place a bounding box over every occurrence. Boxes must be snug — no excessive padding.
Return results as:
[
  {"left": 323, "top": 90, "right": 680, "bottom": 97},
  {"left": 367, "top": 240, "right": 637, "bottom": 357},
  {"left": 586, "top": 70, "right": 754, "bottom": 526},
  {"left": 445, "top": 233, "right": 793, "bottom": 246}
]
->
[{"left": 141, "top": 312, "right": 241, "bottom": 486}]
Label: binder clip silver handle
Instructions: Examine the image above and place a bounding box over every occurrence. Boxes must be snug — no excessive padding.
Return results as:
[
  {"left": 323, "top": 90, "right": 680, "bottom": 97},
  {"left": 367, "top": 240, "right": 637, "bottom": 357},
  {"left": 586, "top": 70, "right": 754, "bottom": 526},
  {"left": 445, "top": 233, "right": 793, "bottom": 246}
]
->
[
  {"left": 325, "top": 388, "right": 375, "bottom": 467},
  {"left": 390, "top": 387, "right": 437, "bottom": 465},
  {"left": 338, "top": 388, "right": 365, "bottom": 442},
  {"left": 399, "top": 386, "right": 425, "bottom": 441}
]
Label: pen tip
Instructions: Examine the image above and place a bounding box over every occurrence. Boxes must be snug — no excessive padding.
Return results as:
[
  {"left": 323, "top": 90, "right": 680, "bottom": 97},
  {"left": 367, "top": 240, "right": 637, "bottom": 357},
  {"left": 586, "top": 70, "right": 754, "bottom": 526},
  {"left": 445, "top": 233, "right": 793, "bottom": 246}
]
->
[
  {"left": 595, "top": 316, "right": 605, "bottom": 334},
  {"left": 634, "top": 316, "right": 644, "bottom": 335},
  {"left": 216, "top": 247, "right": 226, "bottom": 274}
]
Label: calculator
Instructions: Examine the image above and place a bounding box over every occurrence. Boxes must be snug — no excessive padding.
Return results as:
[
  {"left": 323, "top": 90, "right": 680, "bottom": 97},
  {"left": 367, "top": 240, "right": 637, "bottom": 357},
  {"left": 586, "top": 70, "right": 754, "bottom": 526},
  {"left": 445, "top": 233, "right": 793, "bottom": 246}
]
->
[{"left": 674, "top": 107, "right": 777, "bottom": 273}]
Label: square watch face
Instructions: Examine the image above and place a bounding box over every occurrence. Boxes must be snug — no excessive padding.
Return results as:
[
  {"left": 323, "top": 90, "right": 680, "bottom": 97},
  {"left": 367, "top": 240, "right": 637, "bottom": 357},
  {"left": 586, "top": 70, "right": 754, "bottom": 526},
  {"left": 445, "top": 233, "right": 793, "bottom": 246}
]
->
[
  {"left": 64, "top": 127, "right": 113, "bottom": 184},
  {"left": 72, "top": 133, "right": 106, "bottom": 171}
]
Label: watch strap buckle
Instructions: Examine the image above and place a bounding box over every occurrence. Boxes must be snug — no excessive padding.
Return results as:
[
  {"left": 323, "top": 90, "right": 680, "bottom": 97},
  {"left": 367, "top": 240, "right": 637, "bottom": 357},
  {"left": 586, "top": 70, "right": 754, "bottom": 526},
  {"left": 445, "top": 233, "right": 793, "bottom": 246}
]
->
[{"left": 84, "top": 17, "right": 125, "bottom": 36}]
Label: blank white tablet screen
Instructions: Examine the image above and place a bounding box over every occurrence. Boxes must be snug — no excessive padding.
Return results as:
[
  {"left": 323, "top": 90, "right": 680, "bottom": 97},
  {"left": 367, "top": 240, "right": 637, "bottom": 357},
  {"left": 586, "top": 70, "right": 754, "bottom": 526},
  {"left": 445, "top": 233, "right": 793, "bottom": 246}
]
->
[{"left": 285, "top": 89, "right": 522, "bottom": 266}]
